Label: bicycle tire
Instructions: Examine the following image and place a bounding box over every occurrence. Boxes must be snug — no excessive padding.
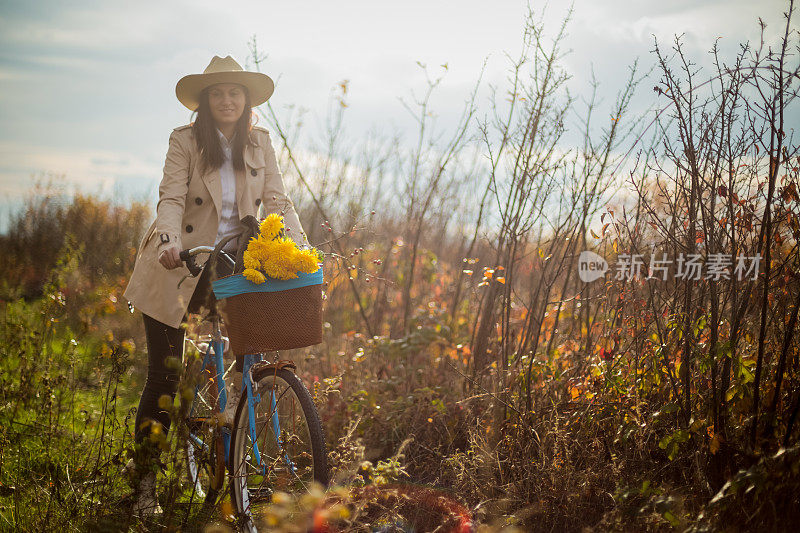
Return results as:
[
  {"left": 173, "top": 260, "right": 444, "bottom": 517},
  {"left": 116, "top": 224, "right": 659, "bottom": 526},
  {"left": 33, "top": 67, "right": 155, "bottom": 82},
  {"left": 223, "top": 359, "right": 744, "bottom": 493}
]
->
[
  {"left": 183, "top": 361, "right": 226, "bottom": 507},
  {"left": 228, "top": 366, "right": 328, "bottom": 530}
]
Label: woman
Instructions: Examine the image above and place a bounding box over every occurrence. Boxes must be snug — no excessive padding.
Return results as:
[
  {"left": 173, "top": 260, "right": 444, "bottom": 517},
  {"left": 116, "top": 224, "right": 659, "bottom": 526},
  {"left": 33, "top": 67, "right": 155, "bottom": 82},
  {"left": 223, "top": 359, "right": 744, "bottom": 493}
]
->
[{"left": 123, "top": 55, "right": 309, "bottom": 515}]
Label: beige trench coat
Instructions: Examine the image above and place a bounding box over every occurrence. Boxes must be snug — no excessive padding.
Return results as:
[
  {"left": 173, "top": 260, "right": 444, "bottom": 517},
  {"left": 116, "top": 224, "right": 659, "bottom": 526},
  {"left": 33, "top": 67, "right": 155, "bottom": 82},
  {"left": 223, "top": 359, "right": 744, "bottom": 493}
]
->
[{"left": 123, "top": 124, "right": 308, "bottom": 329}]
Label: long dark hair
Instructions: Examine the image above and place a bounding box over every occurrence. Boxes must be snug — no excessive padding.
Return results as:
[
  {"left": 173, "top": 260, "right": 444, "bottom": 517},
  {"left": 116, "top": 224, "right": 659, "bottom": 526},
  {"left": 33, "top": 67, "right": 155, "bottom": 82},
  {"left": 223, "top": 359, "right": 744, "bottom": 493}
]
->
[{"left": 192, "top": 85, "right": 253, "bottom": 173}]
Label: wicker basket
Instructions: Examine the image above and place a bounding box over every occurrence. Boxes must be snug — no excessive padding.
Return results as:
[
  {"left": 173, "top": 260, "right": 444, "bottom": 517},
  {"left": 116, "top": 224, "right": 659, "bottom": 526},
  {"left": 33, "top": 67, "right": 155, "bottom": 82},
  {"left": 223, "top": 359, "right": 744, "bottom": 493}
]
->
[{"left": 211, "top": 268, "right": 323, "bottom": 355}]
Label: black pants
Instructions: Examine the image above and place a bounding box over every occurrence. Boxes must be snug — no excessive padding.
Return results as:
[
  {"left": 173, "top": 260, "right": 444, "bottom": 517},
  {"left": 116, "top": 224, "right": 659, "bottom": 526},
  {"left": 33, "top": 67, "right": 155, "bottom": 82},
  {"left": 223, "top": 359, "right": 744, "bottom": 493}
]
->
[{"left": 134, "top": 257, "right": 235, "bottom": 444}]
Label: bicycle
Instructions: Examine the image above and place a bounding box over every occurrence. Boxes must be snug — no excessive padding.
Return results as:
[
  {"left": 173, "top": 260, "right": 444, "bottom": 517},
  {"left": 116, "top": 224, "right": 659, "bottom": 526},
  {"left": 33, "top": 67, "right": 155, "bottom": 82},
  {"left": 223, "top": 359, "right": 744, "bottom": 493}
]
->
[{"left": 178, "top": 244, "right": 329, "bottom": 532}]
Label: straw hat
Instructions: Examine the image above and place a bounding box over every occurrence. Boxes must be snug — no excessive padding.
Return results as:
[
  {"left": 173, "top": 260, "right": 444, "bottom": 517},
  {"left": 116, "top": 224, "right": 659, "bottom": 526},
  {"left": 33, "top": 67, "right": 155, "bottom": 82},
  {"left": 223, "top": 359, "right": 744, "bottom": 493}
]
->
[{"left": 175, "top": 55, "right": 275, "bottom": 111}]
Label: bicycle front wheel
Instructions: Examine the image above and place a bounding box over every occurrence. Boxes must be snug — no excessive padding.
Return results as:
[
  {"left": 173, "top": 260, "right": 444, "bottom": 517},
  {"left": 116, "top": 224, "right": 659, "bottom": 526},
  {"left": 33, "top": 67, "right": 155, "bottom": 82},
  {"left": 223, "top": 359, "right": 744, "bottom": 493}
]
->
[{"left": 229, "top": 366, "right": 328, "bottom": 529}]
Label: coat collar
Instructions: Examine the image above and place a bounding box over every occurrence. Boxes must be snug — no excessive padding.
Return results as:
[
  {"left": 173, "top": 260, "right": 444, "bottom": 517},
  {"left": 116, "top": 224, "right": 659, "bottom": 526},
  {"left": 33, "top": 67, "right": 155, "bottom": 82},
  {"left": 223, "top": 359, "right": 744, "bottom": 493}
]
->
[{"left": 244, "top": 140, "right": 265, "bottom": 169}]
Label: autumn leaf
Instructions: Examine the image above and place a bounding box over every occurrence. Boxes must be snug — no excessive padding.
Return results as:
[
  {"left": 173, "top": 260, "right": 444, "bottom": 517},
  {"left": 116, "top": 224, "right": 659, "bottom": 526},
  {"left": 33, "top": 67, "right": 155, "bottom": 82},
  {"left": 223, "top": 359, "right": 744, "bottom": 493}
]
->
[
  {"left": 220, "top": 500, "right": 235, "bottom": 521},
  {"left": 782, "top": 182, "right": 799, "bottom": 203},
  {"left": 710, "top": 433, "right": 722, "bottom": 454}
]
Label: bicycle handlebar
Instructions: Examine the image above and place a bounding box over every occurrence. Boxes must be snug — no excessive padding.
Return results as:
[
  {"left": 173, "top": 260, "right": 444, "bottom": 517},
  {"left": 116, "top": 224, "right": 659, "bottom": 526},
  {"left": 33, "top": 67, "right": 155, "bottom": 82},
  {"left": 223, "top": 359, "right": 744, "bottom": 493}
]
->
[
  {"left": 178, "top": 221, "right": 254, "bottom": 278},
  {"left": 179, "top": 246, "right": 235, "bottom": 277},
  {"left": 180, "top": 246, "right": 215, "bottom": 277}
]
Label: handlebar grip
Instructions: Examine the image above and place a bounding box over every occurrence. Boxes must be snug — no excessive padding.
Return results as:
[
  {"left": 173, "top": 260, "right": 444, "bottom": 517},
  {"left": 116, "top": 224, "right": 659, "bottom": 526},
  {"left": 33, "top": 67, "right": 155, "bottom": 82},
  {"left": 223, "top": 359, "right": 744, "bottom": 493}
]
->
[{"left": 180, "top": 249, "right": 203, "bottom": 277}]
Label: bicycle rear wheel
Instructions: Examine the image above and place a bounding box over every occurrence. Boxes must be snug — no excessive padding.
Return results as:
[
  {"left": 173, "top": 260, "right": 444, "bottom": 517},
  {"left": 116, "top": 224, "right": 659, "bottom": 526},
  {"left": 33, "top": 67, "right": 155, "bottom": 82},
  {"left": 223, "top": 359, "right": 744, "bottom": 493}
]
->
[
  {"left": 229, "top": 366, "right": 328, "bottom": 530},
  {"left": 184, "top": 360, "right": 226, "bottom": 506}
]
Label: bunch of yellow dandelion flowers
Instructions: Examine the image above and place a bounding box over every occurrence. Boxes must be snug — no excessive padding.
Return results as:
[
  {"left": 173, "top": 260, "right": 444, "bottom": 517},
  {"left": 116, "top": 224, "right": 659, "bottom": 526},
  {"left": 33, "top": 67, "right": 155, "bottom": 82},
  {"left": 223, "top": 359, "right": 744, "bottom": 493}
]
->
[{"left": 242, "top": 213, "right": 321, "bottom": 284}]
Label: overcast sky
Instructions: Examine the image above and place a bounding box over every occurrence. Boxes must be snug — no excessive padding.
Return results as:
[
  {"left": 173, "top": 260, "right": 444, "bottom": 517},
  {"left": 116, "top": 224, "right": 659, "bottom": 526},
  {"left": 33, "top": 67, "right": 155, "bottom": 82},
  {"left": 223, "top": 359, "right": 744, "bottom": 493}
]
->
[{"left": 0, "top": 0, "right": 792, "bottom": 228}]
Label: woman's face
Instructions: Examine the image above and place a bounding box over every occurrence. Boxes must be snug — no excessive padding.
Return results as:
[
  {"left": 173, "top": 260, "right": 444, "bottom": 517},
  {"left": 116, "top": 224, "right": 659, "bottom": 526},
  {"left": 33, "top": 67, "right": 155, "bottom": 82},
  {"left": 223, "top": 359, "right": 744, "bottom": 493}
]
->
[{"left": 207, "top": 83, "right": 247, "bottom": 128}]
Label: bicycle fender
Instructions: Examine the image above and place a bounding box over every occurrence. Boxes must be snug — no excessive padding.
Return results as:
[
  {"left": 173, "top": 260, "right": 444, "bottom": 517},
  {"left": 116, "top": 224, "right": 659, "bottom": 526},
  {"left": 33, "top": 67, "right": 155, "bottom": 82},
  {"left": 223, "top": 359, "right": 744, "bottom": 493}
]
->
[{"left": 251, "top": 359, "right": 297, "bottom": 374}]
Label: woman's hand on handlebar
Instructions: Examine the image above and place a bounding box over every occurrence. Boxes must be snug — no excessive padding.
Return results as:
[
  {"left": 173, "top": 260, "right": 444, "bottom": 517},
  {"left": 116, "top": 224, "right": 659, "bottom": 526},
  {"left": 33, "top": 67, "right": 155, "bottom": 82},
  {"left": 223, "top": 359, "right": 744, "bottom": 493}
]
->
[{"left": 159, "top": 246, "right": 182, "bottom": 270}]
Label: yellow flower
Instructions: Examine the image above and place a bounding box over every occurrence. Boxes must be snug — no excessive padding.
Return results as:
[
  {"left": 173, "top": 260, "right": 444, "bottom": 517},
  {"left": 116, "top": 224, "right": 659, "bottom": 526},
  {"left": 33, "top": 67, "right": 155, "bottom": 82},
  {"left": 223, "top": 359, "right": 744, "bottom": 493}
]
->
[
  {"left": 243, "top": 250, "right": 260, "bottom": 271},
  {"left": 247, "top": 238, "right": 272, "bottom": 266},
  {"left": 262, "top": 245, "right": 299, "bottom": 280},
  {"left": 295, "top": 249, "right": 320, "bottom": 273},
  {"left": 256, "top": 238, "right": 296, "bottom": 280},
  {"left": 275, "top": 237, "right": 297, "bottom": 257},
  {"left": 243, "top": 268, "right": 266, "bottom": 284},
  {"left": 259, "top": 213, "right": 284, "bottom": 240}
]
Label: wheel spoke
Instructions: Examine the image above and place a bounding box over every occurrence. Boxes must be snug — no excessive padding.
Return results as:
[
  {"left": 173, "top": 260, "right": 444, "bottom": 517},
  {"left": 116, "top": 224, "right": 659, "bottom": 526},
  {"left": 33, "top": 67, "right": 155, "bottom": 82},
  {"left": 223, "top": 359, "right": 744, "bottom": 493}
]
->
[
  {"left": 229, "top": 368, "right": 328, "bottom": 529},
  {"left": 183, "top": 360, "right": 224, "bottom": 508}
]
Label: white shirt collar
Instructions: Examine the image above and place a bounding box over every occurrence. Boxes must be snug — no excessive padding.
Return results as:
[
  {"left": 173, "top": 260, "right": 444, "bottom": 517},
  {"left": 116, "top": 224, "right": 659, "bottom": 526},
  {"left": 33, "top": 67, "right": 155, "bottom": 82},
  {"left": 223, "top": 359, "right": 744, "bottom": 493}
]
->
[{"left": 216, "top": 128, "right": 235, "bottom": 148}]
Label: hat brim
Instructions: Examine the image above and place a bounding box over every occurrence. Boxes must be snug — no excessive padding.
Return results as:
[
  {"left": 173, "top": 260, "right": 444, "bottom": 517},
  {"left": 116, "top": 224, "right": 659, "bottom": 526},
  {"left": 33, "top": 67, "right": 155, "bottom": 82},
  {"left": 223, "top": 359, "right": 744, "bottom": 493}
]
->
[{"left": 175, "top": 71, "right": 275, "bottom": 111}]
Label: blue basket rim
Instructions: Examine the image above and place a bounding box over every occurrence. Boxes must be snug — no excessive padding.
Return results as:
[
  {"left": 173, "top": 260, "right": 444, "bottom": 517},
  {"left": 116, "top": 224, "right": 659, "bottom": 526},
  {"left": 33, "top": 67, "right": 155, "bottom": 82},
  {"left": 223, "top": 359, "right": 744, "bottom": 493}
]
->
[{"left": 212, "top": 267, "right": 323, "bottom": 299}]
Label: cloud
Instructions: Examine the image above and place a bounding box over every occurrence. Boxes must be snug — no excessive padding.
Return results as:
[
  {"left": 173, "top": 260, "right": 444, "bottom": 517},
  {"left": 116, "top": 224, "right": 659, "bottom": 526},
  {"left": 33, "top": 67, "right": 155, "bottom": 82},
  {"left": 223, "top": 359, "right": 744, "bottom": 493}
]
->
[
  {"left": 0, "top": 140, "right": 160, "bottom": 200},
  {"left": 571, "top": 0, "right": 789, "bottom": 52},
  {"left": 0, "top": 0, "right": 794, "bottom": 216}
]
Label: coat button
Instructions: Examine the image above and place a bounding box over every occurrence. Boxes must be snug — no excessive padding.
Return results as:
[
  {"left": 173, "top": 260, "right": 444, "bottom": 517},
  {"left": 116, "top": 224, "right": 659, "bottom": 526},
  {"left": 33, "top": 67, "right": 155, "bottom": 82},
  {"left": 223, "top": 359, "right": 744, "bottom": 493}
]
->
[
  {"left": 195, "top": 197, "right": 203, "bottom": 205},
  {"left": 185, "top": 225, "right": 193, "bottom": 233},
  {"left": 255, "top": 199, "right": 261, "bottom": 206},
  {"left": 251, "top": 169, "right": 258, "bottom": 176}
]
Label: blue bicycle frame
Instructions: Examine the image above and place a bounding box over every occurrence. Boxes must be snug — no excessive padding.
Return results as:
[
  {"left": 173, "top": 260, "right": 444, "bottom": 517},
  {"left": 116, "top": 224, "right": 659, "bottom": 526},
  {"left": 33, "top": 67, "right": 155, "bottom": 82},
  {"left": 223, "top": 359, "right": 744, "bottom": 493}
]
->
[{"left": 192, "top": 328, "right": 296, "bottom": 476}]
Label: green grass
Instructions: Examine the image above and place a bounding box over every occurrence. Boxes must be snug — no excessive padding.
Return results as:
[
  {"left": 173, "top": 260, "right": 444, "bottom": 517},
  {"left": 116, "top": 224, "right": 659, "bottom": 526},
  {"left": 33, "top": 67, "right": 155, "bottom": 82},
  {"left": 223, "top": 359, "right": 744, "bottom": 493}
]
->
[{"left": 0, "top": 289, "right": 234, "bottom": 531}]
